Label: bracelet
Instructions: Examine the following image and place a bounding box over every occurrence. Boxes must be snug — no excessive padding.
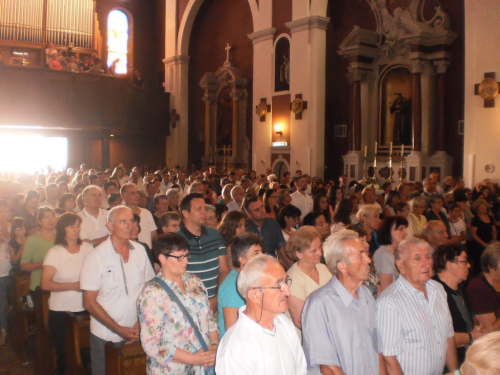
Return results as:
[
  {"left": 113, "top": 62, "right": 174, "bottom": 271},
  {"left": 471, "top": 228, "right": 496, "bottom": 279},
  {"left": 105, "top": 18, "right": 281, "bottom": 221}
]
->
[{"left": 468, "top": 332, "right": 473, "bottom": 345}]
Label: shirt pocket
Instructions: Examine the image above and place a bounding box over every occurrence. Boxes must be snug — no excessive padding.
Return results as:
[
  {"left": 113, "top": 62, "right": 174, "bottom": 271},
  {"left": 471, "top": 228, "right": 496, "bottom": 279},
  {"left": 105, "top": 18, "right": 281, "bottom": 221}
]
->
[{"left": 104, "top": 265, "right": 121, "bottom": 291}]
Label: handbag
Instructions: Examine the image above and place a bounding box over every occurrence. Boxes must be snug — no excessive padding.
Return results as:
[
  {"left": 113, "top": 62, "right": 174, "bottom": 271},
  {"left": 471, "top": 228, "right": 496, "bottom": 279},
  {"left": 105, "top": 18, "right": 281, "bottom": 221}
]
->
[{"left": 153, "top": 277, "right": 216, "bottom": 375}]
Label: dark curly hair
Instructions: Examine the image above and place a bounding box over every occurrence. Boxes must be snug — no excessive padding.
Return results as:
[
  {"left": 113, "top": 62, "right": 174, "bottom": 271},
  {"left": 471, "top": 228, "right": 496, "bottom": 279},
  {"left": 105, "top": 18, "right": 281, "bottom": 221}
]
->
[{"left": 217, "top": 210, "right": 247, "bottom": 247}]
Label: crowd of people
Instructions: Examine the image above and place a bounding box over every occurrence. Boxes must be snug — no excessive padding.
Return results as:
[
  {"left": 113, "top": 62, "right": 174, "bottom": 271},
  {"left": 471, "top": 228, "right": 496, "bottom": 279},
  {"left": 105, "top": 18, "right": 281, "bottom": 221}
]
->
[{"left": 0, "top": 163, "right": 500, "bottom": 375}]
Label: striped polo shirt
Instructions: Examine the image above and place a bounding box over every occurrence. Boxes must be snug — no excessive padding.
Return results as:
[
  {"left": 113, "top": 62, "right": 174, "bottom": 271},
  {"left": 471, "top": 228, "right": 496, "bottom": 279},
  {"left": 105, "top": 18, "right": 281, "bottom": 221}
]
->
[{"left": 178, "top": 226, "right": 226, "bottom": 299}]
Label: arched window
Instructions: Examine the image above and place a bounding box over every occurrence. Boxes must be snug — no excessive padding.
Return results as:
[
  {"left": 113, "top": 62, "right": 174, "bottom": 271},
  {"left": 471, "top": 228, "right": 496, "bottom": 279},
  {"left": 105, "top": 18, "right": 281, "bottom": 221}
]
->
[{"left": 107, "top": 10, "right": 129, "bottom": 75}]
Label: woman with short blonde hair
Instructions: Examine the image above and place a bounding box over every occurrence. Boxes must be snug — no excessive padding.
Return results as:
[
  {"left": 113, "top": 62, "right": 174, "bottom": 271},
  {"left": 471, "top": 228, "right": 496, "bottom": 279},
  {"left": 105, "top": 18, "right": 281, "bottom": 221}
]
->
[
  {"left": 285, "top": 226, "right": 332, "bottom": 333},
  {"left": 461, "top": 331, "right": 500, "bottom": 375}
]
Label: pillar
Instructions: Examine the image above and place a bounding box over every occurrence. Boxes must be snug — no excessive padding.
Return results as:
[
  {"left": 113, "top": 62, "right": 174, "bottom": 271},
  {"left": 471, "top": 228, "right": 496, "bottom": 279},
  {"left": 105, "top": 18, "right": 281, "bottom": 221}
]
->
[
  {"left": 411, "top": 61, "right": 423, "bottom": 152},
  {"left": 203, "top": 92, "right": 211, "bottom": 156},
  {"left": 232, "top": 92, "right": 239, "bottom": 158},
  {"left": 435, "top": 61, "right": 449, "bottom": 151}
]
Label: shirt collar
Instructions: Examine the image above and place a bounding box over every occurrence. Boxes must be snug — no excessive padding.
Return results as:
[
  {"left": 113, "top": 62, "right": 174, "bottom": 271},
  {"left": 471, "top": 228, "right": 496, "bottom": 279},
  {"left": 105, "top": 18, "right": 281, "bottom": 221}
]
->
[
  {"left": 179, "top": 225, "right": 208, "bottom": 239},
  {"left": 238, "top": 305, "right": 277, "bottom": 336},
  {"left": 331, "top": 275, "right": 365, "bottom": 308},
  {"left": 399, "top": 274, "right": 435, "bottom": 297}
]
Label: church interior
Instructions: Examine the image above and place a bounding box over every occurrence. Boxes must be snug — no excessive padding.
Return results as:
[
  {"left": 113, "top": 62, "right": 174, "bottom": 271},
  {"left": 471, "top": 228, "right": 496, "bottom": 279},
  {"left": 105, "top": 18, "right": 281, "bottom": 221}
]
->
[
  {"left": 1, "top": 0, "right": 500, "bottom": 373},
  {"left": 0, "top": 0, "right": 497, "bottom": 186}
]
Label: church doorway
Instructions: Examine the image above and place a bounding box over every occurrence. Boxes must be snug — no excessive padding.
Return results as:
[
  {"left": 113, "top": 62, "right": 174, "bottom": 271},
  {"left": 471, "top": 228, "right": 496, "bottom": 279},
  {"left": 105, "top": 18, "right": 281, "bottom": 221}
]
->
[{"left": 273, "top": 160, "right": 289, "bottom": 182}]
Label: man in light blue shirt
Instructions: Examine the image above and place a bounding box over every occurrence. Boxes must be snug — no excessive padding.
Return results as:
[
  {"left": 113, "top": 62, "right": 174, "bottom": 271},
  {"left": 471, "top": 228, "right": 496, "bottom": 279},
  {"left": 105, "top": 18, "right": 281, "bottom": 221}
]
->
[{"left": 301, "top": 230, "right": 382, "bottom": 375}]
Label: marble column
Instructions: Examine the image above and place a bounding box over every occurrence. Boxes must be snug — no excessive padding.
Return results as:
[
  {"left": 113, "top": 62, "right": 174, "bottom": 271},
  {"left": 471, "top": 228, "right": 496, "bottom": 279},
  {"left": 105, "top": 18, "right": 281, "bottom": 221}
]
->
[
  {"left": 349, "top": 69, "right": 364, "bottom": 152},
  {"left": 435, "top": 61, "right": 450, "bottom": 151},
  {"left": 231, "top": 91, "right": 239, "bottom": 158},
  {"left": 348, "top": 82, "right": 354, "bottom": 151},
  {"left": 411, "top": 61, "right": 423, "bottom": 152}
]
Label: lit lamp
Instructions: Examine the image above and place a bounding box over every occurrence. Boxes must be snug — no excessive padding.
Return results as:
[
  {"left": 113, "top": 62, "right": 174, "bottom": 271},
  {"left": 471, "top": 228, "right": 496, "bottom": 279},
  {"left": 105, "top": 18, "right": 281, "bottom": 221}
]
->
[{"left": 274, "top": 123, "right": 283, "bottom": 137}]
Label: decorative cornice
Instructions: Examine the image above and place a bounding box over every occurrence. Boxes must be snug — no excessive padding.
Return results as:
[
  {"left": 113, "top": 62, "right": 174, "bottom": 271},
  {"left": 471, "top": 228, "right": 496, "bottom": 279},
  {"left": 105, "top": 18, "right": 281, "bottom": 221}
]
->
[
  {"left": 286, "top": 16, "right": 330, "bottom": 33},
  {"left": 163, "top": 55, "right": 190, "bottom": 66},
  {"left": 410, "top": 59, "right": 424, "bottom": 74},
  {"left": 434, "top": 60, "right": 450, "bottom": 74},
  {"left": 247, "top": 27, "right": 276, "bottom": 44}
]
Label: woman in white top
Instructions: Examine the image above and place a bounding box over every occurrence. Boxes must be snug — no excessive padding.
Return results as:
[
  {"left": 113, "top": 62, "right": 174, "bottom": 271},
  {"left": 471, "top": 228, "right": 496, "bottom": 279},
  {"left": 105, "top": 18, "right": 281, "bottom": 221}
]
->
[
  {"left": 286, "top": 226, "right": 332, "bottom": 333},
  {"left": 372, "top": 216, "right": 408, "bottom": 292},
  {"left": 407, "top": 196, "right": 428, "bottom": 239},
  {"left": 448, "top": 202, "right": 466, "bottom": 245},
  {"left": 41, "top": 213, "right": 92, "bottom": 375}
]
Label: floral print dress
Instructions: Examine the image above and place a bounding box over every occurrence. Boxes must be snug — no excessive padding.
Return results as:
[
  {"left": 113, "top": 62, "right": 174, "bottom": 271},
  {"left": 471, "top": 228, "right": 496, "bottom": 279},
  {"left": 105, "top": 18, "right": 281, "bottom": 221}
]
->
[{"left": 137, "top": 272, "right": 218, "bottom": 375}]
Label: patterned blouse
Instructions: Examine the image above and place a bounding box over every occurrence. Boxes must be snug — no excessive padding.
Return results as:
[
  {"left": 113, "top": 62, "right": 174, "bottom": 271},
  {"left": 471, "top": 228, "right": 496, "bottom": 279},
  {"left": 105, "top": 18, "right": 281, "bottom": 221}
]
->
[{"left": 137, "top": 272, "right": 218, "bottom": 375}]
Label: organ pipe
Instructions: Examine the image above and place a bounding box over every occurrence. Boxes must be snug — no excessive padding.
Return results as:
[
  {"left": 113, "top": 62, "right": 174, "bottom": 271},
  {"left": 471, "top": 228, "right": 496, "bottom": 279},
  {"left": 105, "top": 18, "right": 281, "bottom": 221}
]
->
[{"left": 0, "top": 0, "right": 94, "bottom": 48}]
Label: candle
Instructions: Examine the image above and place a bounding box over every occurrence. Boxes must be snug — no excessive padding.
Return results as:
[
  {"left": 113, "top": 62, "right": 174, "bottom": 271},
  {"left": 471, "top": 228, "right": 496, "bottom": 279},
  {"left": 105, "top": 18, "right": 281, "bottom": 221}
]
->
[
  {"left": 374, "top": 142, "right": 378, "bottom": 155},
  {"left": 389, "top": 142, "right": 393, "bottom": 155},
  {"left": 374, "top": 159, "right": 377, "bottom": 169},
  {"left": 364, "top": 145, "right": 367, "bottom": 158},
  {"left": 401, "top": 144, "right": 404, "bottom": 157}
]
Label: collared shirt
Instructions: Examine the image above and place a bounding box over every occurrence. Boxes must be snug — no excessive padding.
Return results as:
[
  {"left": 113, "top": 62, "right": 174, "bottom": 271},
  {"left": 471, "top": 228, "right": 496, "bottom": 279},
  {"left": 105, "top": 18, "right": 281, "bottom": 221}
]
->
[
  {"left": 246, "top": 218, "right": 286, "bottom": 257},
  {"left": 78, "top": 208, "right": 109, "bottom": 241},
  {"left": 302, "top": 276, "right": 379, "bottom": 375},
  {"left": 178, "top": 226, "right": 226, "bottom": 299},
  {"left": 137, "top": 207, "right": 157, "bottom": 248},
  {"left": 226, "top": 200, "right": 241, "bottom": 212},
  {"left": 216, "top": 306, "right": 307, "bottom": 375},
  {"left": 80, "top": 238, "right": 155, "bottom": 342},
  {"left": 377, "top": 276, "right": 454, "bottom": 375},
  {"left": 290, "top": 191, "right": 313, "bottom": 221}
]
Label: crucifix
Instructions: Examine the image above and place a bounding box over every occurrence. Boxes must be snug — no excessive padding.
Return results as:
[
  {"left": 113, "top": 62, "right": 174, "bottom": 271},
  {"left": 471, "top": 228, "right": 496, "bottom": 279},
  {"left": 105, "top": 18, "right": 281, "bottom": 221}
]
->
[
  {"left": 474, "top": 72, "right": 500, "bottom": 108},
  {"left": 224, "top": 43, "right": 232, "bottom": 67}
]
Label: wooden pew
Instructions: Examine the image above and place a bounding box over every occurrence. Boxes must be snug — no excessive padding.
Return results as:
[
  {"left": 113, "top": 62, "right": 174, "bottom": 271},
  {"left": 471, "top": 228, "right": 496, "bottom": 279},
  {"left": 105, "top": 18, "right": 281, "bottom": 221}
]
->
[
  {"left": 105, "top": 341, "right": 147, "bottom": 375},
  {"left": 34, "top": 287, "right": 56, "bottom": 375},
  {"left": 8, "top": 270, "right": 34, "bottom": 364},
  {"left": 64, "top": 311, "right": 91, "bottom": 375}
]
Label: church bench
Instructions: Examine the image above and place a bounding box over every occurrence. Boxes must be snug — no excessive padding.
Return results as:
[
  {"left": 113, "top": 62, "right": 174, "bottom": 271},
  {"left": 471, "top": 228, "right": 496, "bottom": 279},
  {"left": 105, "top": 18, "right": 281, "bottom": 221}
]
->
[
  {"left": 105, "top": 341, "right": 147, "bottom": 375},
  {"left": 34, "top": 287, "right": 56, "bottom": 375},
  {"left": 8, "top": 270, "right": 34, "bottom": 364},
  {"left": 64, "top": 311, "right": 91, "bottom": 375}
]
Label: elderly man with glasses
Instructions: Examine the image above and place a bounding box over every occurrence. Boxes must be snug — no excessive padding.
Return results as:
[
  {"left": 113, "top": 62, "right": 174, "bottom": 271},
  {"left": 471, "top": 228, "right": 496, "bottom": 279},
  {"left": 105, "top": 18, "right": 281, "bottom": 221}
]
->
[{"left": 216, "top": 254, "right": 306, "bottom": 375}]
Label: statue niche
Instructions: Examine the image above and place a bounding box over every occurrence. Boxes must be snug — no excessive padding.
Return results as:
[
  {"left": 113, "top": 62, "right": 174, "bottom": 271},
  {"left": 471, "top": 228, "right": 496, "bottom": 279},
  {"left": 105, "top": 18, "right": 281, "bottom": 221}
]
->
[
  {"left": 200, "top": 62, "right": 249, "bottom": 169},
  {"left": 380, "top": 67, "right": 413, "bottom": 146}
]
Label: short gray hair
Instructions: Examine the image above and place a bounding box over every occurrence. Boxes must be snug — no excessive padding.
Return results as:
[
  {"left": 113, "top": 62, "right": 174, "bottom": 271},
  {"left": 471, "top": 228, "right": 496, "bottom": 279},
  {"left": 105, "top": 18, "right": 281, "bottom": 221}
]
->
[
  {"left": 187, "top": 181, "right": 203, "bottom": 194},
  {"left": 230, "top": 185, "right": 244, "bottom": 199},
  {"left": 395, "top": 238, "right": 430, "bottom": 261},
  {"left": 410, "top": 196, "right": 426, "bottom": 213},
  {"left": 237, "top": 254, "right": 278, "bottom": 299},
  {"left": 205, "top": 204, "right": 215, "bottom": 213},
  {"left": 107, "top": 205, "right": 132, "bottom": 223},
  {"left": 82, "top": 184, "right": 101, "bottom": 198},
  {"left": 166, "top": 188, "right": 179, "bottom": 199},
  {"left": 356, "top": 204, "right": 379, "bottom": 224},
  {"left": 323, "top": 229, "right": 359, "bottom": 274},
  {"left": 422, "top": 220, "right": 445, "bottom": 241}
]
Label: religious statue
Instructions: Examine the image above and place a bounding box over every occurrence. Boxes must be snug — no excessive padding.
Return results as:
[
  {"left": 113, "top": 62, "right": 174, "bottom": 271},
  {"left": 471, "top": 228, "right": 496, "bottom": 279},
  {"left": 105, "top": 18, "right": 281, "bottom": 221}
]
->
[
  {"left": 390, "top": 93, "right": 412, "bottom": 145},
  {"left": 280, "top": 55, "right": 290, "bottom": 85}
]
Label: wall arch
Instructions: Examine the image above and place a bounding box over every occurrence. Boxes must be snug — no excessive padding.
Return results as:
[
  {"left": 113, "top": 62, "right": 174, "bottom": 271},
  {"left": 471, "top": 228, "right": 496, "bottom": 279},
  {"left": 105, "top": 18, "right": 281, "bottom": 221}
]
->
[{"left": 178, "top": 0, "right": 258, "bottom": 57}]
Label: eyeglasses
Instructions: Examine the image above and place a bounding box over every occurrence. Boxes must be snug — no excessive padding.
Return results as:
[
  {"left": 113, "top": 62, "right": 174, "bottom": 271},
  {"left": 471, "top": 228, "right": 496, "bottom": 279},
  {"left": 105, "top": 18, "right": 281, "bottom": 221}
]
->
[
  {"left": 165, "top": 253, "right": 191, "bottom": 262},
  {"left": 455, "top": 259, "right": 469, "bottom": 265},
  {"left": 14, "top": 226, "right": 26, "bottom": 230},
  {"left": 254, "top": 276, "right": 292, "bottom": 292}
]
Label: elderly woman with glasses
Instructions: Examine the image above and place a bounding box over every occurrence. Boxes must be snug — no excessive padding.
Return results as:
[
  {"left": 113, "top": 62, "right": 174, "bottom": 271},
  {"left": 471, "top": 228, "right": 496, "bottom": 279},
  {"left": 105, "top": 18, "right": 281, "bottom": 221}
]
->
[
  {"left": 407, "top": 196, "right": 428, "bottom": 239},
  {"left": 138, "top": 233, "right": 218, "bottom": 374},
  {"left": 286, "top": 226, "right": 332, "bottom": 333}
]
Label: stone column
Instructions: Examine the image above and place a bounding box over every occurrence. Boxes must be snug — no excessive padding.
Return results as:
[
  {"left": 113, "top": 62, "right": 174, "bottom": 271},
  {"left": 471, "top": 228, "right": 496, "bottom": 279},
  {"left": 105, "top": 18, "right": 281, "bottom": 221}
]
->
[
  {"left": 203, "top": 92, "right": 212, "bottom": 157},
  {"left": 411, "top": 61, "right": 423, "bottom": 152},
  {"left": 348, "top": 82, "right": 354, "bottom": 151},
  {"left": 349, "top": 68, "right": 364, "bottom": 152},
  {"left": 435, "top": 61, "right": 449, "bottom": 151},
  {"left": 231, "top": 91, "right": 239, "bottom": 158}
]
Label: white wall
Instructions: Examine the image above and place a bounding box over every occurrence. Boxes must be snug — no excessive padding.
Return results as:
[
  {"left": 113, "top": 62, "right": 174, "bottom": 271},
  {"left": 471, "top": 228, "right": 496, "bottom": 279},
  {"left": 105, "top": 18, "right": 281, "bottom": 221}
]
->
[{"left": 464, "top": 0, "right": 500, "bottom": 186}]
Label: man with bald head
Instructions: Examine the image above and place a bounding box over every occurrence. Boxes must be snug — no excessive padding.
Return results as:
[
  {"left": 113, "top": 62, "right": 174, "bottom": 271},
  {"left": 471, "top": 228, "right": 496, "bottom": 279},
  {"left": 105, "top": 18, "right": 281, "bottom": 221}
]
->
[
  {"left": 78, "top": 185, "right": 109, "bottom": 247},
  {"left": 377, "top": 238, "right": 458, "bottom": 375},
  {"left": 423, "top": 220, "right": 449, "bottom": 253},
  {"left": 227, "top": 185, "right": 246, "bottom": 212},
  {"left": 80, "top": 206, "right": 155, "bottom": 375}
]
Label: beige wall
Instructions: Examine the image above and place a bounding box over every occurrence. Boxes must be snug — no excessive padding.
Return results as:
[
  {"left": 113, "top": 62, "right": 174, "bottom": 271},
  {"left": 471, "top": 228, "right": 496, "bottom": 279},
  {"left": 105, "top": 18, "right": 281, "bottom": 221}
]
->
[{"left": 464, "top": 0, "right": 500, "bottom": 186}]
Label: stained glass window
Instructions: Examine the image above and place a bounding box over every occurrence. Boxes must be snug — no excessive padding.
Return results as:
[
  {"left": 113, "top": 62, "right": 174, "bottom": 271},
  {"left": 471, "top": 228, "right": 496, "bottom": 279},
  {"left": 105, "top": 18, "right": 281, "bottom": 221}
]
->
[{"left": 107, "top": 10, "right": 128, "bottom": 75}]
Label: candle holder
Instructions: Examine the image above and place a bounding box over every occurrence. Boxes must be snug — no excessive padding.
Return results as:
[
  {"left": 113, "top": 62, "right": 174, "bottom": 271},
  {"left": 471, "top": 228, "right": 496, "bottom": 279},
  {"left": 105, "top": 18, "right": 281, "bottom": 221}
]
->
[
  {"left": 363, "top": 155, "right": 367, "bottom": 180},
  {"left": 399, "top": 150, "right": 405, "bottom": 184},
  {"left": 388, "top": 153, "right": 394, "bottom": 183}
]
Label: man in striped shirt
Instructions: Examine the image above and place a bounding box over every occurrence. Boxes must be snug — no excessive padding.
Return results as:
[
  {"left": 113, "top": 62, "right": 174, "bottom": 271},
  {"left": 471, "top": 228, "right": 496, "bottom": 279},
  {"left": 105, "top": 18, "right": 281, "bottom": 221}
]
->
[
  {"left": 377, "top": 238, "right": 458, "bottom": 375},
  {"left": 178, "top": 193, "right": 229, "bottom": 312}
]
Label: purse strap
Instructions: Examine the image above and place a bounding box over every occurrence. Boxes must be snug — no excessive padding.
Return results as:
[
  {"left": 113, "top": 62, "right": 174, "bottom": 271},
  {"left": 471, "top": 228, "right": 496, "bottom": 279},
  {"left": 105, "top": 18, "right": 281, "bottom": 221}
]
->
[{"left": 153, "top": 277, "right": 209, "bottom": 352}]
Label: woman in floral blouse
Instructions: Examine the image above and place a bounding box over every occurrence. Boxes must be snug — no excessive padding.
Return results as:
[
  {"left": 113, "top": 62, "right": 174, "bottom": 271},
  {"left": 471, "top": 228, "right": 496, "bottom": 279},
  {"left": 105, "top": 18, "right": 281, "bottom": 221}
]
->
[{"left": 137, "top": 233, "right": 219, "bottom": 375}]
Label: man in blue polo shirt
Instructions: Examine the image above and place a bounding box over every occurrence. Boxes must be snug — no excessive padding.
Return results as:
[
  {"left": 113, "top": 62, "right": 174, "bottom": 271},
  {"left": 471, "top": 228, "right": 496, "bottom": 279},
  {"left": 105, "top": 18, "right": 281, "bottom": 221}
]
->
[
  {"left": 243, "top": 194, "right": 291, "bottom": 269},
  {"left": 177, "top": 193, "right": 229, "bottom": 311}
]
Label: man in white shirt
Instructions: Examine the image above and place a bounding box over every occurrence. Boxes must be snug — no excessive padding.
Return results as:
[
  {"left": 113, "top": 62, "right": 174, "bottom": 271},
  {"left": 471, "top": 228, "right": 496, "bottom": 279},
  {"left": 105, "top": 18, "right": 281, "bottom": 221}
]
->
[
  {"left": 41, "top": 183, "right": 59, "bottom": 209},
  {"left": 216, "top": 255, "right": 306, "bottom": 375},
  {"left": 290, "top": 176, "right": 313, "bottom": 222},
  {"left": 78, "top": 185, "right": 109, "bottom": 247},
  {"left": 120, "top": 183, "right": 157, "bottom": 248},
  {"left": 227, "top": 186, "right": 245, "bottom": 212},
  {"left": 81, "top": 206, "right": 155, "bottom": 375},
  {"left": 129, "top": 169, "right": 145, "bottom": 193}
]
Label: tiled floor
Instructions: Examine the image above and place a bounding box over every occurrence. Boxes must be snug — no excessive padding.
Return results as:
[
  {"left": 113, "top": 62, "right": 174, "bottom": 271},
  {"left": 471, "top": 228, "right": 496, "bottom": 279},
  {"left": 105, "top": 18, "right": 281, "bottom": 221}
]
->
[{"left": 0, "top": 338, "right": 34, "bottom": 375}]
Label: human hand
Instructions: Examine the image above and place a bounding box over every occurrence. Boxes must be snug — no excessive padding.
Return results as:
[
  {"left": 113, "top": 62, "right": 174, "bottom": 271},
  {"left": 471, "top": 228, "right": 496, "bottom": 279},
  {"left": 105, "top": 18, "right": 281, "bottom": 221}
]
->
[
  {"left": 194, "top": 347, "right": 216, "bottom": 368},
  {"left": 118, "top": 326, "right": 140, "bottom": 341}
]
